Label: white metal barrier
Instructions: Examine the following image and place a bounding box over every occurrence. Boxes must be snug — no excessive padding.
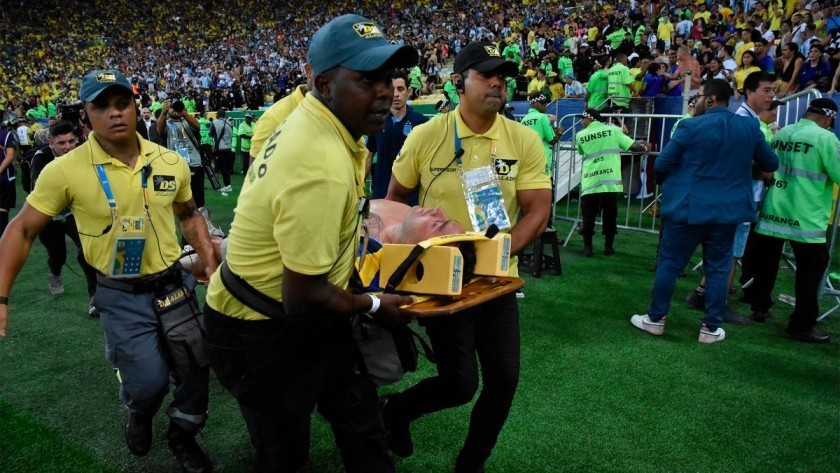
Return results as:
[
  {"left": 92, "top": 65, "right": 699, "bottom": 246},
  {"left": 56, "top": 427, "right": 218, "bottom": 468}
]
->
[{"left": 775, "top": 88, "right": 823, "bottom": 127}]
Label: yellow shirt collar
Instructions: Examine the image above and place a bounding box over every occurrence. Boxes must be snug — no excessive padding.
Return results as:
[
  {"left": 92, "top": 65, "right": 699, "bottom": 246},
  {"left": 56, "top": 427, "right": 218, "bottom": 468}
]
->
[
  {"left": 300, "top": 94, "right": 366, "bottom": 153},
  {"left": 453, "top": 106, "right": 502, "bottom": 140},
  {"left": 87, "top": 131, "right": 156, "bottom": 171}
]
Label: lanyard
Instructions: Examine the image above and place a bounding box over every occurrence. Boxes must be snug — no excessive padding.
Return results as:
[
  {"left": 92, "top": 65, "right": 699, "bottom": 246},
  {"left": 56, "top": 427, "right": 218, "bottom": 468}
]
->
[
  {"left": 95, "top": 165, "right": 118, "bottom": 223},
  {"left": 454, "top": 120, "right": 462, "bottom": 164},
  {"left": 453, "top": 119, "right": 499, "bottom": 165}
]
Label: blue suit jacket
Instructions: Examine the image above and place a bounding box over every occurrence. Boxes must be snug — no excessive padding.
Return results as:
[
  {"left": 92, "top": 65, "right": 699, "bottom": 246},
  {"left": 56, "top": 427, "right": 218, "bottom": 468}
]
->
[{"left": 655, "top": 107, "right": 778, "bottom": 225}]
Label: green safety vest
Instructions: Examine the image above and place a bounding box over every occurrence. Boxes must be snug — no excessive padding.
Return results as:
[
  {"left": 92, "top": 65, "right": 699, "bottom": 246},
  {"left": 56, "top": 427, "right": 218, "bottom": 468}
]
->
[
  {"left": 635, "top": 26, "right": 646, "bottom": 45},
  {"left": 521, "top": 109, "right": 555, "bottom": 174},
  {"left": 443, "top": 81, "right": 460, "bottom": 104},
  {"left": 198, "top": 117, "right": 214, "bottom": 146},
  {"left": 670, "top": 113, "right": 691, "bottom": 137},
  {"left": 756, "top": 119, "right": 840, "bottom": 243},
  {"left": 586, "top": 69, "right": 608, "bottom": 109},
  {"left": 575, "top": 121, "right": 634, "bottom": 195},
  {"left": 558, "top": 57, "right": 573, "bottom": 78},
  {"left": 506, "top": 78, "right": 517, "bottom": 101},
  {"left": 607, "top": 28, "right": 628, "bottom": 49},
  {"left": 759, "top": 120, "right": 773, "bottom": 142},
  {"left": 607, "top": 63, "right": 632, "bottom": 108},
  {"left": 410, "top": 66, "right": 423, "bottom": 90},
  {"left": 47, "top": 102, "right": 56, "bottom": 118},
  {"left": 503, "top": 44, "right": 522, "bottom": 64},
  {"left": 182, "top": 97, "right": 196, "bottom": 114},
  {"left": 150, "top": 102, "right": 163, "bottom": 113},
  {"left": 237, "top": 121, "right": 255, "bottom": 152}
]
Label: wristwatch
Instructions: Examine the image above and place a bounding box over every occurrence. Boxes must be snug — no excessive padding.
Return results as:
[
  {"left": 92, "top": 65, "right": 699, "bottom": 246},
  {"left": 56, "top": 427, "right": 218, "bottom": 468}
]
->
[{"left": 0, "top": 296, "right": 8, "bottom": 305}]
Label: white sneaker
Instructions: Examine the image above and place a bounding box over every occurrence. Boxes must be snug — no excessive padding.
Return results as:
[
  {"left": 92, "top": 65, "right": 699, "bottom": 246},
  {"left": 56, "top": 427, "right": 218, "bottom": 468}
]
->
[
  {"left": 698, "top": 324, "right": 726, "bottom": 344},
  {"left": 48, "top": 273, "right": 64, "bottom": 295},
  {"left": 198, "top": 207, "right": 225, "bottom": 238},
  {"left": 630, "top": 314, "right": 665, "bottom": 336},
  {"left": 220, "top": 185, "right": 232, "bottom": 192},
  {"left": 515, "top": 290, "right": 525, "bottom": 299}
]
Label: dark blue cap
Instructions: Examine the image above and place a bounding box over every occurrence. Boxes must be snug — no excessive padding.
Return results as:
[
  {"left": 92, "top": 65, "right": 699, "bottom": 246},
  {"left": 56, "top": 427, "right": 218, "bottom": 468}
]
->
[
  {"left": 79, "top": 70, "right": 133, "bottom": 102},
  {"left": 307, "top": 14, "right": 418, "bottom": 75}
]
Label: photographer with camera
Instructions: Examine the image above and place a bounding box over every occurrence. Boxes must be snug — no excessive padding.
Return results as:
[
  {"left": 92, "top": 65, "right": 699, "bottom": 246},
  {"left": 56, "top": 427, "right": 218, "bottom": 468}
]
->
[{"left": 157, "top": 99, "right": 206, "bottom": 207}]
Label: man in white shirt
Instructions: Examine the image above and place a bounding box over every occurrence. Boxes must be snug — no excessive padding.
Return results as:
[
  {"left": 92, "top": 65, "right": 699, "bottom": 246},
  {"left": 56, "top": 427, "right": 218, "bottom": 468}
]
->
[
  {"left": 15, "top": 120, "right": 31, "bottom": 154},
  {"left": 676, "top": 17, "right": 693, "bottom": 39}
]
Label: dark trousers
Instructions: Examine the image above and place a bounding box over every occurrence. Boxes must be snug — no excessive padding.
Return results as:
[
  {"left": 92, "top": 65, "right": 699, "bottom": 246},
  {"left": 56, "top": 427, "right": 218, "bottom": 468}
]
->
[
  {"left": 581, "top": 192, "right": 619, "bottom": 243},
  {"left": 738, "top": 222, "right": 759, "bottom": 286},
  {"left": 203, "top": 306, "right": 393, "bottom": 473},
  {"left": 649, "top": 221, "right": 738, "bottom": 330},
  {"left": 189, "top": 166, "right": 205, "bottom": 208},
  {"left": 215, "top": 149, "right": 235, "bottom": 186},
  {"left": 96, "top": 270, "right": 209, "bottom": 432},
  {"left": 38, "top": 215, "right": 98, "bottom": 297},
  {"left": 389, "top": 293, "right": 520, "bottom": 472},
  {"left": 241, "top": 149, "right": 251, "bottom": 175},
  {"left": 745, "top": 232, "right": 829, "bottom": 331}
]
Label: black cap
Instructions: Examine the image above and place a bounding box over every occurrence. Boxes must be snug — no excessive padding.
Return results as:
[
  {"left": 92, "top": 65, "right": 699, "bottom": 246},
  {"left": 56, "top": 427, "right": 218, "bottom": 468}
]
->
[
  {"left": 454, "top": 42, "right": 519, "bottom": 77},
  {"left": 575, "top": 108, "right": 604, "bottom": 122},
  {"left": 806, "top": 98, "right": 838, "bottom": 117}
]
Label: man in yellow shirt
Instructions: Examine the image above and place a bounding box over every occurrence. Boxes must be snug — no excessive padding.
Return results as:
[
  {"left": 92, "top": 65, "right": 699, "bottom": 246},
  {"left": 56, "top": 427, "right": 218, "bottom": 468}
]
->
[
  {"left": 384, "top": 41, "right": 551, "bottom": 472},
  {"left": 658, "top": 16, "right": 675, "bottom": 51},
  {"left": 0, "top": 70, "right": 217, "bottom": 472},
  {"left": 249, "top": 64, "right": 311, "bottom": 166},
  {"left": 203, "top": 14, "right": 415, "bottom": 472}
]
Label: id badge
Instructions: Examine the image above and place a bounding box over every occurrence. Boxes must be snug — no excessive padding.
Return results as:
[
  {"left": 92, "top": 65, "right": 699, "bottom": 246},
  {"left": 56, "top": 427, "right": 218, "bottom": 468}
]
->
[
  {"left": 460, "top": 165, "right": 511, "bottom": 232},
  {"left": 177, "top": 147, "right": 191, "bottom": 164},
  {"left": 109, "top": 217, "right": 146, "bottom": 278}
]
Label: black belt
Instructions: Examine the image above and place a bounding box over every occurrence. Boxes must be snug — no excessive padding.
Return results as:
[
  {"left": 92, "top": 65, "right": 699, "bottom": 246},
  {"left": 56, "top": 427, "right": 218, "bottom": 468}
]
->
[
  {"left": 219, "top": 261, "right": 287, "bottom": 320},
  {"left": 96, "top": 265, "right": 182, "bottom": 294}
]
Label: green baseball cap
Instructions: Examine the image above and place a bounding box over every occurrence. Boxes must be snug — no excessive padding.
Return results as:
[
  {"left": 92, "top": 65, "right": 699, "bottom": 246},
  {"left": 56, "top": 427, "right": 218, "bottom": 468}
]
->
[
  {"left": 79, "top": 70, "right": 133, "bottom": 102},
  {"left": 307, "top": 14, "right": 418, "bottom": 75}
]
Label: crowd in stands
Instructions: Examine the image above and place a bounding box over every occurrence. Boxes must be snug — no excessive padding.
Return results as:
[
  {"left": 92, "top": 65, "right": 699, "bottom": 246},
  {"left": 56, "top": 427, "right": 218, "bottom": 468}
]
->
[{"left": 1, "top": 0, "right": 838, "bottom": 121}]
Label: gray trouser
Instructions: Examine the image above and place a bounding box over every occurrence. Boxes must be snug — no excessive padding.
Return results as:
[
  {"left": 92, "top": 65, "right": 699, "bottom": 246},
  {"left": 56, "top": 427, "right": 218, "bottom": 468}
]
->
[{"left": 95, "top": 271, "right": 209, "bottom": 431}]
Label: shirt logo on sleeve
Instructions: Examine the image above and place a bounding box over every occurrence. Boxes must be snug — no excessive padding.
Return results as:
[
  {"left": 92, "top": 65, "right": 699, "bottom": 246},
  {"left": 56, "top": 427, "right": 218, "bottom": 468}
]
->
[{"left": 153, "top": 175, "right": 177, "bottom": 195}]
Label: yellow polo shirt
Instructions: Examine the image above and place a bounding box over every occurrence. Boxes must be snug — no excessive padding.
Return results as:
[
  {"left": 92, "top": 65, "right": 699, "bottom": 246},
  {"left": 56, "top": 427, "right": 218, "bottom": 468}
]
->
[
  {"left": 27, "top": 133, "right": 192, "bottom": 275},
  {"left": 206, "top": 94, "right": 366, "bottom": 321},
  {"left": 249, "top": 84, "right": 307, "bottom": 159},
  {"left": 391, "top": 109, "right": 551, "bottom": 276},
  {"left": 657, "top": 22, "right": 674, "bottom": 43}
]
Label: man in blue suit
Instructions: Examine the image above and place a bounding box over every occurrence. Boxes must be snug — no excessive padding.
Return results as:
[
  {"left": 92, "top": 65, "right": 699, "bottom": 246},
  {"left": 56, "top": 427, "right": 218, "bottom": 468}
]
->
[{"left": 631, "top": 79, "right": 778, "bottom": 344}]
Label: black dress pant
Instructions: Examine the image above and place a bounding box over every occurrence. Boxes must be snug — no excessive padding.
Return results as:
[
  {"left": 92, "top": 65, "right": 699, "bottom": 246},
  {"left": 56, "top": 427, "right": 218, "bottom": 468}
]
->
[
  {"left": 204, "top": 306, "right": 392, "bottom": 473},
  {"left": 215, "top": 149, "right": 235, "bottom": 186},
  {"left": 581, "top": 192, "right": 619, "bottom": 238},
  {"left": 189, "top": 166, "right": 205, "bottom": 208},
  {"left": 746, "top": 232, "right": 829, "bottom": 331},
  {"left": 388, "top": 293, "right": 520, "bottom": 472}
]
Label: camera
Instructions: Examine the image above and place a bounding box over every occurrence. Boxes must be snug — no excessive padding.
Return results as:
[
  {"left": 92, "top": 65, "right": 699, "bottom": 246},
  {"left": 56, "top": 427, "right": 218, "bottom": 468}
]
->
[{"left": 58, "top": 102, "right": 84, "bottom": 123}]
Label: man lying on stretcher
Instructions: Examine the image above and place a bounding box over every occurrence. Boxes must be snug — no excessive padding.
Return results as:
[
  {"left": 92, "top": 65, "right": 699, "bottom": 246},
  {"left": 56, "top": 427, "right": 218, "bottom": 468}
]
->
[{"left": 181, "top": 200, "right": 465, "bottom": 281}]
